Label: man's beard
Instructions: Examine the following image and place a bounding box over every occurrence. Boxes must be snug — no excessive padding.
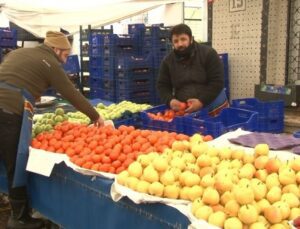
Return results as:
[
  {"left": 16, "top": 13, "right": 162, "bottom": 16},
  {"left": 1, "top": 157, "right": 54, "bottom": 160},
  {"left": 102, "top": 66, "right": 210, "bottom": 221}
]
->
[{"left": 174, "top": 42, "right": 194, "bottom": 60}]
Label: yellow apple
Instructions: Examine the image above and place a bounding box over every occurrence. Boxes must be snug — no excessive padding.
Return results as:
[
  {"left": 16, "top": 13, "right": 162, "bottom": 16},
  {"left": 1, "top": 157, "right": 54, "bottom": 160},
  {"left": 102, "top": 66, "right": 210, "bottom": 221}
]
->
[
  {"left": 215, "top": 176, "right": 233, "bottom": 193},
  {"left": 254, "top": 156, "right": 269, "bottom": 170},
  {"left": 169, "top": 167, "right": 181, "bottom": 180},
  {"left": 182, "top": 152, "right": 196, "bottom": 164},
  {"left": 249, "top": 222, "right": 267, "bottom": 229},
  {"left": 224, "top": 217, "right": 243, "bottom": 229},
  {"left": 136, "top": 180, "right": 150, "bottom": 193},
  {"left": 281, "top": 193, "right": 300, "bottom": 208},
  {"left": 194, "top": 205, "right": 213, "bottom": 220},
  {"left": 143, "top": 165, "right": 159, "bottom": 183},
  {"left": 207, "top": 146, "right": 219, "bottom": 157},
  {"left": 233, "top": 185, "right": 255, "bottom": 205},
  {"left": 231, "top": 159, "right": 243, "bottom": 169},
  {"left": 289, "top": 207, "right": 300, "bottom": 220},
  {"left": 179, "top": 187, "right": 189, "bottom": 200},
  {"left": 164, "top": 184, "right": 180, "bottom": 199},
  {"left": 152, "top": 157, "right": 168, "bottom": 172},
  {"left": 254, "top": 144, "right": 269, "bottom": 157},
  {"left": 251, "top": 180, "right": 267, "bottom": 201},
  {"left": 126, "top": 176, "right": 139, "bottom": 190},
  {"left": 199, "top": 167, "right": 214, "bottom": 178},
  {"left": 238, "top": 163, "right": 255, "bottom": 179},
  {"left": 208, "top": 211, "right": 227, "bottom": 228},
  {"left": 221, "top": 191, "right": 235, "bottom": 205},
  {"left": 238, "top": 204, "right": 258, "bottom": 224},
  {"left": 282, "top": 184, "right": 300, "bottom": 197},
  {"left": 137, "top": 154, "right": 151, "bottom": 167},
  {"left": 191, "top": 143, "right": 208, "bottom": 157},
  {"left": 278, "top": 168, "right": 296, "bottom": 185},
  {"left": 273, "top": 201, "right": 291, "bottom": 220},
  {"left": 184, "top": 173, "right": 201, "bottom": 187},
  {"left": 231, "top": 149, "right": 245, "bottom": 160},
  {"left": 172, "top": 140, "right": 188, "bottom": 151},
  {"left": 191, "top": 198, "right": 204, "bottom": 214},
  {"left": 219, "top": 147, "right": 232, "bottom": 160},
  {"left": 264, "top": 205, "right": 282, "bottom": 224},
  {"left": 116, "top": 170, "right": 129, "bottom": 186},
  {"left": 267, "top": 186, "right": 282, "bottom": 203},
  {"left": 202, "top": 187, "right": 220, "bottom": 205},
  {"left": 265, "top": 158, "right": 281, "bottom": 174},
  {"left": 128, "top": 161, "right": 143, "bottom": 178},
  {"left": 187, "top": 185, "right": 203, "bottom": 201},
  {"left": 225, "top": 199, "right": 240, "bottom": 217},
  {"left": 160, "top": 170, "right": 175, "bottom": 186},
  {"left": 170, "top": 157, "right": 186, "bottom": 171},
  {"left": 243, "top": 153, "right": 255, "bottom": 164},
  {"left": 257, "top": 215, "right": 270, "bottom": 228},
  {"left": 190, "top": 133, "right": 203, "bottom": 144},
  {"left": 257, "top": 199, "right": 271, "bottom": 212},
  {"left": 269, "top": 224, "right": 286, "bottom": 229},
  {"left": 196, "top": 154, "right": 211, "bottom": 167},
  {"left": 254, "top": 169, "right": 268, "bottom": 182},
  {"left": 200, "top": 174, "right": 215, "bottom": 187},
  {"left": 291, "top": 157, "right": 300, "bottom": 172},
  {"left": 148, "top": 181, "right": 164, "bottom": 197},
  {"left": 185, "top": 163, "right": 200, "bottom": 174},
  {"left": 296, "top": 171, "right": 300, "bottom": 184},
  {"left": 266, "top": 173, "right": 280, "bottom": 190}
]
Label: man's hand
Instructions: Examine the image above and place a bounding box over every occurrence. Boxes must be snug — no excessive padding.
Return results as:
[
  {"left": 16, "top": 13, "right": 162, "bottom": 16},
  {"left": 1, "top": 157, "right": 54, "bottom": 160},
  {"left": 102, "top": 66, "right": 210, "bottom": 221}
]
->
[
  {"left": 93, "top": 116, "right": 104, "bottom": 127},
  {"left": 170, "top": 99, "right": 182, "bottom": 111},
  {"left": 185, "top": 98, "right": 203, "bottom": 113}
]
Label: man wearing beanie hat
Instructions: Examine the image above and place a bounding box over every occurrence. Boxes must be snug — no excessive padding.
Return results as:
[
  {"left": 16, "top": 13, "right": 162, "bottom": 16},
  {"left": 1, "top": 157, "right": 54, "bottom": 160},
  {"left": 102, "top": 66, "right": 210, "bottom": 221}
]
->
[{"left": 0, "top": 31, "right": 104, "bottom": 229}]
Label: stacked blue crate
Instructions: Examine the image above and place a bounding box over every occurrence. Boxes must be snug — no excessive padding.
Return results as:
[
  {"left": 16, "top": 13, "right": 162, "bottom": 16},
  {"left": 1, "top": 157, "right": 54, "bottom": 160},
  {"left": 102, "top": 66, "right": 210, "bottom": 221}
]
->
[
  {"left": 0, "top": 28, "right": 17, "bottom": 48},
  {"left": 115, "top": 53, "right": 154, "bottom": 104},
  {"left": 128, "top": 24, "right": 172, "bottom": 105},
  {"left": 88, "top": 34, "right": 138, "bottom": 101},
  {"left": 219, "top": 53, "right": 230, "bottom": 100}
]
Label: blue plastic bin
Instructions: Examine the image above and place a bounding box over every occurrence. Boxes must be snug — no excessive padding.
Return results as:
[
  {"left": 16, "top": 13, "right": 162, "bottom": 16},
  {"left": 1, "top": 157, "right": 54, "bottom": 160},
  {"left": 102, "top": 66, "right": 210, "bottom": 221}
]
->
[
  {"left": 116, "top": 75, "right": 153, "bottom": 91},
  {"left": 0, "top": 28, "right": 17, "bottom": 47},
  {"left": 63, "top": 55, "right": 80, "bottom": 74},
  {"left": 187, "top": 108, "right": 258, "bottom": 138},
  {"left": 231, "top": 98, "right": 284, "bottom": 119}
]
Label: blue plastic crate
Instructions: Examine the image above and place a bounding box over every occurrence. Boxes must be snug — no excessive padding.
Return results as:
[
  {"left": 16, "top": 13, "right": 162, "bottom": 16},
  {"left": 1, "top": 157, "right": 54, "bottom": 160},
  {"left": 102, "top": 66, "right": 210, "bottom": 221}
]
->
[
  {"left": 231, "top": 98, "right": 284, "bottom": 119},
  {"left": 89, "top": 77, "right": 115, "bottom": 90},
  {"left": 257, "top": 117, "right": 284, "bottom": 133},
  {"left": 191, "top": 108, "right": 258, "bottom": 138},
  {"left": 63, "top": 55, "right": 80, "bottom": 74},
  {"left": 90, "top": 34, "right": 136, "bottom": 47},
  {"left": 89, "top": 87, "right": 115, "bottom": 101},
  {"left": 116, "top": 88, "right": 153, "bottom": 101},
  {"left": 128, "top": 24, "right": 146, "bottom": 35},
  {"left": 187, "top": 108, "right": 258, "bottom": 138},
  {"left": 144, "top": 26, "right": 170, "bottom": 39},
  {"left": 116, "top": 68, "right": 153, "bottom": 79},
  {"left": 89, "top": 66, "right": 114, "bottom": 78},
  {"left": 116, "top": 53, "right": 153, "bottom": 70},
  {"left": 89, "top": 45, "right": 136, "bottom": 57},
  {"left": 89, "top": 56, "right": 114, "bottom": 69},
  {"left": 0, "top": 28, "right": 17, "bottom": 47},
  {"left": 116, "top": 75, "right": 153, "bottom": 91}
]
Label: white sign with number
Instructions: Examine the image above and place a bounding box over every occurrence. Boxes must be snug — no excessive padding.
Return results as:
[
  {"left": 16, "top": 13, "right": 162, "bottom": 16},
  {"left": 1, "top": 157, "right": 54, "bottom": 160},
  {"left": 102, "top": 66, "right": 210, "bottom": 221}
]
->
[{"left": 229, "top": 0, "right": 246, "bottom": 12}]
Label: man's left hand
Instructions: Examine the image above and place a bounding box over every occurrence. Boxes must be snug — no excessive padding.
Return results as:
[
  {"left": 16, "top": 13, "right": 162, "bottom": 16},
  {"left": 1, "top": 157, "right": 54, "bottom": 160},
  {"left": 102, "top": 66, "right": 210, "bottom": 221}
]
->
[{"left": 185, "top": 99, "right": 203, "bottom": 113}]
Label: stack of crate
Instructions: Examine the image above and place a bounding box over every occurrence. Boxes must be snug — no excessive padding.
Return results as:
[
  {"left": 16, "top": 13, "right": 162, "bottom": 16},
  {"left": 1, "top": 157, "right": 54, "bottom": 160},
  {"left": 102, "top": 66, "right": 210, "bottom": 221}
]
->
[
  {"left": 88, "top": 33, "right": 137, "bottom": 101},
  {"left": 128, "top": 24, "right": 172, "bottom": 105},
  {"left": 0, "top": 28, "right": 17, "bottom": 62}
]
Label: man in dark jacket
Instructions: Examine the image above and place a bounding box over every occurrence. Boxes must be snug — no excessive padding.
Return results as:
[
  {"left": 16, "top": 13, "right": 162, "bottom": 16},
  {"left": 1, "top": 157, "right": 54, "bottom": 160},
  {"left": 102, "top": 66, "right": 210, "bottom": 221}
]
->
[
  {"left": 0, "top": 31, "right": 103, "bottom": 229},
  {"left": 157, "top": 24, "right": 226, "bottom": 113}
]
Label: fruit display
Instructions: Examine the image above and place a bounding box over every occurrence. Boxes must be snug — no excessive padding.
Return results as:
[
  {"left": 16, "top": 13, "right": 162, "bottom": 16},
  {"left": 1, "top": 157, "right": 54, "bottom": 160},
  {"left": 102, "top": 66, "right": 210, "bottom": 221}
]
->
[
  {"left": 147, "top": 102, "right": 189, "bottom": 122},
  {"left": 66, "top": 101, "right": 152, "bottom": 124},
  {"left": 32, "top": 108, "right": 68, "bottom": 138},
  {"left": 31, "top": 121, "right": 190, "bottom": 174},
  {"left": 116, "top": 141, "right": 300, "bottom": 228}
]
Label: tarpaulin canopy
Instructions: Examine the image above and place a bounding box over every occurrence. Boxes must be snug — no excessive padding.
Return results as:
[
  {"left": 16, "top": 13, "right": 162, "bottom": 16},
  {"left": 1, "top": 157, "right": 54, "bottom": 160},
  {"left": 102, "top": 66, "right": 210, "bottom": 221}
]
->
[{"left": 1, "top": 0, "right": 184, "bottom": 38}]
